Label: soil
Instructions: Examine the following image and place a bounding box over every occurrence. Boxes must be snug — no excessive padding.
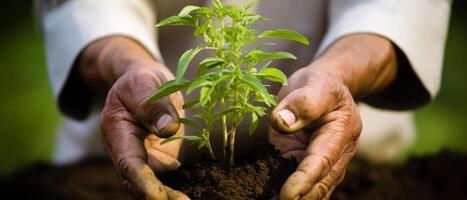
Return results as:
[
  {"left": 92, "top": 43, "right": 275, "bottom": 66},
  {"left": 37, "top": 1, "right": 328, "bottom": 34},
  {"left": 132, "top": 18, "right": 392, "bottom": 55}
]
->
[
  {"left": 1, "top": 148, "right": 467, "bottom": 200},
  {"left": 159, "top": 144, "right": 296, "bottom": 200}
]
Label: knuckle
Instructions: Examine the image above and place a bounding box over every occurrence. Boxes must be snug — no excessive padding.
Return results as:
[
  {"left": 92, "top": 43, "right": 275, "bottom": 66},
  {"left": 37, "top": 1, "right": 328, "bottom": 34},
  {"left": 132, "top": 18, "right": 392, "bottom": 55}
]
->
[
  {"left": 349, "top": 111, "right": 362, "bottom": 143},
  {"left": 328, "top": 168, "right": 344, "bottom": 185},
  {"left": 291, "top": 92, "right": 317, "bottom": 119},
  {"left": 317, "top": 154, "right": 333, "bottom": 175},
  {"left": 115, "top": 155, "right": 135, "bottom": 180},
  {"left": 316, "top": 181, "right": 330, "bottom": 200}
]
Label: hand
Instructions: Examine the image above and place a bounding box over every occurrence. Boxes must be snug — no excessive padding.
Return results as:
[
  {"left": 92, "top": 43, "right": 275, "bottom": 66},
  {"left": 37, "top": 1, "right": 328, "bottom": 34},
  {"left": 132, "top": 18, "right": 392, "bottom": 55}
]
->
[
  {"left": 78, "top": 37, "right": 190, "bottom": 199},
  {"left": 269, "top": 67, "right": 361, "bottom": 200},
  {"left": 269, "top": 34, "right": 398, "bottom": 200},
  {"left": 101, "top": 65, "right": 189, "bottom": 200}
]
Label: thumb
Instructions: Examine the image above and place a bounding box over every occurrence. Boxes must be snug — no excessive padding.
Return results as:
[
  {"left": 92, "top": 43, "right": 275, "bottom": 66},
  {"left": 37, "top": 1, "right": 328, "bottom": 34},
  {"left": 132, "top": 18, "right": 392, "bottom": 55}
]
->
[
  {"left": 115, "top": 68, "right": 182, "bottom": 138},
  {"left": 270, "top": 85, "right": 337, "bottom": 134},
  {"left": 139, "top": 96, "right": 181, "bottom": 138}
]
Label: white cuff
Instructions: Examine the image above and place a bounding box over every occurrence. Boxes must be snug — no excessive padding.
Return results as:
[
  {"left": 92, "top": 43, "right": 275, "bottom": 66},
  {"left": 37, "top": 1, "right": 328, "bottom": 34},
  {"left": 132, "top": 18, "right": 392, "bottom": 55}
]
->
[
  {"left": 317, "top": 0, "right": 451, "bottom": 98},
  {"left": 42, "top": 0, "right": 162, "bottom": 117}
]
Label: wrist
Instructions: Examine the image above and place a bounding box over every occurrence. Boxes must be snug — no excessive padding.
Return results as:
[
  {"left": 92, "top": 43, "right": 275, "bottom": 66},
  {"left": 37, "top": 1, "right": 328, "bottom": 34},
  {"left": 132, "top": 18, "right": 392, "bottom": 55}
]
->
[
  {"left": 77, "top": 36, "right": 161, "bottom": 91},
  {"left": 311, "top": 34, "right": 398, "bottom": 100}
]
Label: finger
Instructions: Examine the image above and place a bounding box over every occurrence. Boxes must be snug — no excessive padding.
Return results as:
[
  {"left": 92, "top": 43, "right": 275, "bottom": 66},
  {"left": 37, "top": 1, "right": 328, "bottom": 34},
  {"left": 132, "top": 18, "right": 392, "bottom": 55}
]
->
[
  {"left": 101, "top": 108, "right": 169, "bottom": 199},
  {"left": 268, "top": 127, "right": 308, "bottom": 161},
  {"left": 280, "top": 111, "right": 360, "bottom": 200},
  {"left": 117, "top": 69, "right": 182, "bottom": 138},
  {"left": 164, "top": 186, "right": 191, "bottom": 200},
  {"left": 270, "top": 81, "right": 340, "bottom": 134},
  {"left": 145, "top": 134, "right": 182, "bottom": 173},
  {"left": 124, "top": 180, "right": 144, "bottom": 200},
  {"left": 301, "top": 150, "right": 354, "bottom": 200}
]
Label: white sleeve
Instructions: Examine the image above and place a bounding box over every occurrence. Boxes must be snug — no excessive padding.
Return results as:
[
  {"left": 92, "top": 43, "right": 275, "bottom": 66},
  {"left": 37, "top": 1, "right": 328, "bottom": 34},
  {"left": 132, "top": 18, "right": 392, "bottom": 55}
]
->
[
  {"left": 39, "top": 0, "right": 162, "bottom": 119},
  {"left": 316, "top": 0, "right": 451, "bottom": 109}
]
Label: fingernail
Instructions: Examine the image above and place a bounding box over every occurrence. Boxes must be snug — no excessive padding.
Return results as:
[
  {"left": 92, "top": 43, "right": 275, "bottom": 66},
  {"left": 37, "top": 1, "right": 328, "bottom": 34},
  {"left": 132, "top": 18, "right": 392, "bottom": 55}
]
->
[
  {"left": 278, "top": 109, "right": 296, "bottom": 126},
  {"left": 156, "top": 114, "right": 172, "bottom": 130}
]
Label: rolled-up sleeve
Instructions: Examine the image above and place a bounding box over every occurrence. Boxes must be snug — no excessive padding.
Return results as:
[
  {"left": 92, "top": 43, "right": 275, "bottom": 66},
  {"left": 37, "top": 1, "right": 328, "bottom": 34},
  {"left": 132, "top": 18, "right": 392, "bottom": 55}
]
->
[
  {"left": 39, "top": 0, "right": 162, "bottom": 119},
  {"left": 316, "top": 0, "right": 451, "bottom": 109}
]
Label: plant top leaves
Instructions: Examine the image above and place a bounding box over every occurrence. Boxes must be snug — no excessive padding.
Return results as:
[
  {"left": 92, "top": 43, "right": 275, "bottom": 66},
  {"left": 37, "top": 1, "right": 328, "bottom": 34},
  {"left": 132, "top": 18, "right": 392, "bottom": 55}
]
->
[
  {"left": 259, "top": 29, "right": 310, "bottom": 45},
  {"left": 156, "top": 16, "right": 194, "bottom": 27},
  {"left": 151, "top": 0, "right": 310, "bottom": 163},
  {"left": 147, "top": 79, "right": 190, "bottom": 102},
  {"left": 178, "top": 5, "right": 200, "bottom": 17},
  {"left": 176, "top": 47, "right": 203, "bottom": 81}
]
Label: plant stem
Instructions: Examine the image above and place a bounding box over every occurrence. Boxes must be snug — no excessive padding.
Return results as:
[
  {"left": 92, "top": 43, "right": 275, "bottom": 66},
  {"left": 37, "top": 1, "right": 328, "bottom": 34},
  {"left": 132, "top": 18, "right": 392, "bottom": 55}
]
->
[
  {"left": 229, "top": 125, "right": 237, "bottom": 166},
  {"left": 221, "top": 98, "right": 228, "bottom": 159},
  {"left": 207, "top": 140, "right": 216, "bottom": 160},
  {"left": 229, "top": 85, "right": 241, "bottom": 166}
]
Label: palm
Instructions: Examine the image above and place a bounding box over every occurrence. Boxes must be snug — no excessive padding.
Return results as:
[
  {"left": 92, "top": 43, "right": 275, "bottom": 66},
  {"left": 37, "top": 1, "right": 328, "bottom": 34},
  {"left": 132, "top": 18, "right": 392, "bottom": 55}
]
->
[{"left": 268, "top": 67, "right": 362, "bottom": 200}]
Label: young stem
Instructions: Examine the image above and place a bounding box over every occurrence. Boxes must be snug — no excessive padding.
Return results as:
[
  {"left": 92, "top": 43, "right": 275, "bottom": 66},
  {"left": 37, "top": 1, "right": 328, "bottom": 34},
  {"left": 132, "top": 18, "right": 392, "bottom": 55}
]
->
[
  {"left": 204, "top": 106, "right": 216, "bottom": 160},
  {"left": 221, "top": 98, "right": 228, "bottom": 159},
  {"left": 207, "top": 139, "right": 216, "bottom": 160},
  {"left": 229, "top": 86, "right": 240, "bottom": 166},
  {"left": 229, "top": 125, "right": 237, "bottom": 166}
]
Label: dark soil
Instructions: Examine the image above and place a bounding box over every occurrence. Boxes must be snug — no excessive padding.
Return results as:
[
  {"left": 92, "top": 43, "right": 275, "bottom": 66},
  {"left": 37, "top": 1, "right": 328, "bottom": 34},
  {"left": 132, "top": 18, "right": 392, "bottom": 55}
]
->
[
  {"left": 333, "top": 150, "right": 467, "bottom": 200},
  {"left": 0, "top": 158, "right": 132, "bottom": 200},
  {"left": 1, "top": 149, "right": 467, "bottom": 200},
  {"left": 159, "top": 144, "right": 296, "bottom": 200}
]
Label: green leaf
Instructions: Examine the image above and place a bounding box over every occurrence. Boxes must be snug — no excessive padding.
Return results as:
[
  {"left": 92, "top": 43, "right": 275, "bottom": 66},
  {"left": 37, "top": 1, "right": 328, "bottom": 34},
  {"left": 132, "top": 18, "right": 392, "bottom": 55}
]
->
[
  {"left": 197, "top": 141, "right": 207, "bottom": 149},
  {"left": 183, "top": 100, "right": 201, "bottom": 109},
  {"left": 211, "top": 0, "right": 223, "bottom": 9},
  {"left": 180, "top": 118, "right": 199, "bottom": 129},
  {"left": 259, "top": 29, "right": 310, "bottom": 45},
  {"left": 187, "top": 78, "right": 212, "bottom": 94},
  {"left": 244, "top": 0, "right": 259, "bottom": 10},
  {"left": 199, "top": 86, "right": 211, "bottom": 105},
  {"left": 248, "top": 112, "right": 258, "bottom": 135},
  {"left": 244, "top": 14, "right": 268, "bottom": 26},
  {"left": 257, "top": 67, "right": 288, "bottom": 85},
  {"left": 195, "top": 19, "right": 210, "bottom": 36},
  {"left": 223, "top": 5, "right": 241, "bottom": 19},
  {"left": 254, "top": 43, "right": 276, "bottom": 50},
  {"left": 241, "top": 75, "right": 277, "bottom": 106},
  {"left": 176, "top": 47, "right": 203, "bottom": 81},
  {"left": 147, "top": 79, "right": 190, "bottom": 102},
  {"left": 178, "top": 5, "right": 200, "bottom": 17},
  {"left": 215, "top": 106, "right": 243, "bottom": 118},
  {"left": 241, "top": 75, "right": 269, "bottom": 98},
  {"left": 194, "top": 7, "right": 217, "bottom": 16},
  {"left": 252, "top": 106, "right": 267, "bottom": 116},
  {"left": 160, "top": 135, "right": 203, "bottom": 145},
  {"left": 247, "top": 50, "right": 297, "bottom": 62},
  {"left": 156, "top": 16, "right": 195, "bottom": 27},
  {"left": 199, "top": 57, "right": 226, "bottom": 74}
]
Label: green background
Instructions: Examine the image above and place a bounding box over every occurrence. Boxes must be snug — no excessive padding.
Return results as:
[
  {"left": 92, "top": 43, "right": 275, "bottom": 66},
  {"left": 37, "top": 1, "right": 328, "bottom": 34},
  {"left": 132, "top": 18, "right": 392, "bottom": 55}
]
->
[{"left": 0, "top": 1, "right": 466, "bottom": 175}]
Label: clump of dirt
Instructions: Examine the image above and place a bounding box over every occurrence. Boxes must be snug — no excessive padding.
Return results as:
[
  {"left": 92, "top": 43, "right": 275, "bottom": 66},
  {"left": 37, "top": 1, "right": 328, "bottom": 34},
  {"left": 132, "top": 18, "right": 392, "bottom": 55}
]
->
[{"left": 160, "top": 144, "right": 297, "bottom": 200}]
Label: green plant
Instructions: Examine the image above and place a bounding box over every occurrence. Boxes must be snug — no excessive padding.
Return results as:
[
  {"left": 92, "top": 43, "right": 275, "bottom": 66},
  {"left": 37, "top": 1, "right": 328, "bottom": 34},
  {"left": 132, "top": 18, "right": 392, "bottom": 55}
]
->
[{"left": 149, "top": 0, "right": 309, "bottom": 165}]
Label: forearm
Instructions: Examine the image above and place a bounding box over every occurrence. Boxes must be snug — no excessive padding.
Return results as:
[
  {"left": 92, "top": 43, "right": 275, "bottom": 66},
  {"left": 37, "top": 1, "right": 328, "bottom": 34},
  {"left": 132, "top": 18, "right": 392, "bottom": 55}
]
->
[
  {"left": 76, "top": 36, "right": 166, "bottom": 92},
  {"left": 313, "top": 33, "right": 398, "bottom": 101}
]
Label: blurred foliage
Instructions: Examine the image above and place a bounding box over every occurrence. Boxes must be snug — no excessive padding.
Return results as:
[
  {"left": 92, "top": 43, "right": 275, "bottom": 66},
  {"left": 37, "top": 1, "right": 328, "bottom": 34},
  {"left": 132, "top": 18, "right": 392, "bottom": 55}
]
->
[
  {"left": 0, "top": 0, "right": 465, "bottom": 176},
  {"left": 0, "top": 1, "right": 60, "bottom": 176},
  {"left": 412, "top": 0, "right": 467, "bottom": 155}
]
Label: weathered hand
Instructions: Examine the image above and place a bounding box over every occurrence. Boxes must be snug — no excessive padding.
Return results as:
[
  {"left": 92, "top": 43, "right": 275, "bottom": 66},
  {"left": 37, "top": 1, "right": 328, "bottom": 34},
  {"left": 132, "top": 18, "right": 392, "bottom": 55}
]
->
[
  {"left": 269, "top": 66, "right": 362, "bottom": 200},
  {"left": 100, "top": 63, "right": 189, "bottom": 200}
]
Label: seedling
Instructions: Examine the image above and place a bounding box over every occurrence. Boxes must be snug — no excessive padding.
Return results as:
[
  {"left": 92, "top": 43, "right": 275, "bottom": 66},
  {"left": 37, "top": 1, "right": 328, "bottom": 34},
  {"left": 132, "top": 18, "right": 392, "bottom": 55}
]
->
[{"left": 149, "top": 0, "right": 309, "bottom": 165}]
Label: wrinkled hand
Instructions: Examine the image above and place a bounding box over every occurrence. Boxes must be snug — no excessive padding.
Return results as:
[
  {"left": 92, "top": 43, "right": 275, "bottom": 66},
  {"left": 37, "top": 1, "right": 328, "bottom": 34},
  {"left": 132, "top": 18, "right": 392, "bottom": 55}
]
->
[
  {"left": 269, "top": 66, "right": 362, "bottom": 200},
  {"left": 100, "top": 63, "right": 189, "bottom": 200}
]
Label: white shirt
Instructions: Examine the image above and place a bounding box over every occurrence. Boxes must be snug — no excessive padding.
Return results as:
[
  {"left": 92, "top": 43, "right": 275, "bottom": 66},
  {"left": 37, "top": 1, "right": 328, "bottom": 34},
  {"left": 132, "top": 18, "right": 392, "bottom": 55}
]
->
[{"left": 38, "top": 0, "right": 451, "bottom": 164}]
